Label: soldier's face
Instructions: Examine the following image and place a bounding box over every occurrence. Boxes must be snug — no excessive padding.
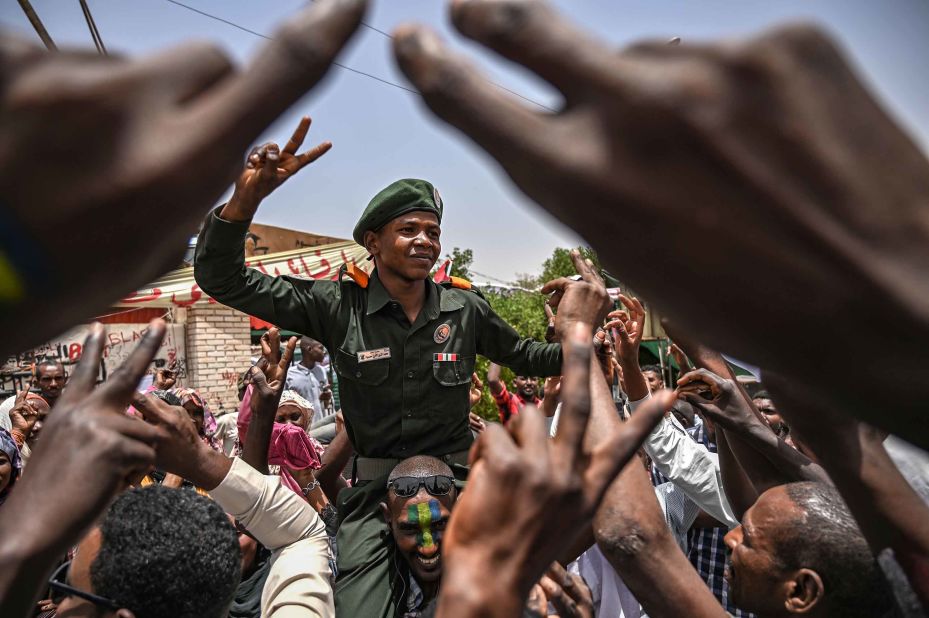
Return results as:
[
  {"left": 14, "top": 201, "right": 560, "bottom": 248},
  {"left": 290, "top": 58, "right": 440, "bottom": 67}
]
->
[{"left": 373, "top": 212, "right": 441, "bottom": 281}]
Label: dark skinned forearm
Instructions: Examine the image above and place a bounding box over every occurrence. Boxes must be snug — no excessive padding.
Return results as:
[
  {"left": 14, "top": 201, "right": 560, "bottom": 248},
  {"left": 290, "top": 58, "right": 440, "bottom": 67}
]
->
[
  {"left": 486, "top": 362, "right": 505, "bottom": 396},
  {"left": 317, "top": 430, "right": 352, "bottom": 504},
  {"left": 678, "top": 338, "right": 822, "bottom": 491},
  {"left": 594, "top": 455, "right": 727, "bottom": 618},
  {"left": 714, "top": 428, "right": 758, "bottom": 520},
  {"left": 813, "top": 428, "right": 929, "bottom": 609},
  {"left": 242, "top": 407, "right": 274, "bottom": 475}
]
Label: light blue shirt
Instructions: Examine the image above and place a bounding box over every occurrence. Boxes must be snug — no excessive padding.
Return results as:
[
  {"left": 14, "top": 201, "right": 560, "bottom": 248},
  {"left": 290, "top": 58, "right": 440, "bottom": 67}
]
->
[{"left": 285, "top": 362, "right": 328, "bottom": 422}]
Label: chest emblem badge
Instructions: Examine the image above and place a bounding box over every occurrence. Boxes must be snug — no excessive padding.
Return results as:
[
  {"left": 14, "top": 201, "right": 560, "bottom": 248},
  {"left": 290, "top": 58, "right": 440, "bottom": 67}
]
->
[{"left": 434, "top": 323, "right": 451, "bottom": 344}]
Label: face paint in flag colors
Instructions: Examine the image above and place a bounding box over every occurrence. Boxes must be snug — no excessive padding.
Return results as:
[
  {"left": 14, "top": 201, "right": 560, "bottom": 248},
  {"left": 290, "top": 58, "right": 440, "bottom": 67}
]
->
[{"left": 408, "top": 499, "right": 443, "bottom": 549}]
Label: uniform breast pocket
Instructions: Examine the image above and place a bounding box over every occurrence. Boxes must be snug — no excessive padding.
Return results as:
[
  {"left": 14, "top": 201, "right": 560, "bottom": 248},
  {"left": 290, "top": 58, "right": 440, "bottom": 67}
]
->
[
  {"left": 432, "top": 355, "right": 475, "bottom": 387},
  {"left": 335, "top": 348, "right": 390, "bottom": 386}
]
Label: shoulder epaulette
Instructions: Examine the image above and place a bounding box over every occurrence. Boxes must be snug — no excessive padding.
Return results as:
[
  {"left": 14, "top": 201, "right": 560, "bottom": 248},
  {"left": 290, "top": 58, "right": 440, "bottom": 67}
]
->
[
  {"left": 343, "top": 262, "right": 369, "bottom": 288},
  {"left": 441, "top": 277, "right": 486, "bottom": 300},
  {"left": 449, "top": 276, "right": 471, "bottom": 290}
]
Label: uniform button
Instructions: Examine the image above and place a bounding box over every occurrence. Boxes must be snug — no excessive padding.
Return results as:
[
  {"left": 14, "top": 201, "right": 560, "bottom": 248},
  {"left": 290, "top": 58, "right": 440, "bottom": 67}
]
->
[
  {"left": 407, "top": 410, "right": 413, "bottom": 417},
  {"left": 407, "top": 371, "right": 414, "bottom": 378},
  {"left": 355, "top": 371, "right": 362, "bottom": 378}
]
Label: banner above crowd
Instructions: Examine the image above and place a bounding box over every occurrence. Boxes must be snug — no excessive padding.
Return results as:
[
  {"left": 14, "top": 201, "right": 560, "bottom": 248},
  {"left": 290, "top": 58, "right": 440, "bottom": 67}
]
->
[{"left": 118, "top": 240, "right": 370, "bottom": 309}]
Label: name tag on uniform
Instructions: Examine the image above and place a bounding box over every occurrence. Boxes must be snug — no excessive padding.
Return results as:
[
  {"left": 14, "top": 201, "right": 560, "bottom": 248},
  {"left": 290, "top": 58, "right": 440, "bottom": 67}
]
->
[
  {"left": 434, "top": 353, "right": 459, "bottom": 362},
  {"left": 357, "top": 348, "right": 391, "bottom": 363}
]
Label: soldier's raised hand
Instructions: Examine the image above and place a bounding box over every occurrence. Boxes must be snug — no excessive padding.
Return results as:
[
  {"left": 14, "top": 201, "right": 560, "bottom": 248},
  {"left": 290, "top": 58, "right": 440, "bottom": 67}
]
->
[{"left": 223, "top": 116, "right": 333, "bottom": 221}]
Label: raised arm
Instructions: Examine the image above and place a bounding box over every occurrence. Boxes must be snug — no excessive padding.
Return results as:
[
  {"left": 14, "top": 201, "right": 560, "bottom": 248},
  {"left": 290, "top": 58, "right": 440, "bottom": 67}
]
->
[
  {"left": 241, "top": 329, "right": 297, "bottom": 474},
  {"left": 393, "top": 0, "right": 929, "bottom": 449},
  {"left": 193, "top": 118, "right": 341, "bottom": 340},
  {"left": 0, "top": 0, "right": 365, "bottom": 359},
  {"left": 594, "top": 453, "right": 728, "bottom": 618},
  {"left": 767, "top": 376, "right": 929, "bottom": 611},
  {"left": 435, "top": 253, "right": 668, "bottom": 618},
  {"left": 610, "top": 301, "right": 737, "bottom": 526},
  {"left": 134, "top": 392, "right": 334, "bottom": 617},
  {"left": 0, "top": 323, "right": 168, "bottom": 618},
  {"left": 678, "top": 369, "right": 829, "bottom": 490},
  {"left": 486, "top": 362, "right": 506, "bottom": 396},
  {"left": 661, "top": 323, "right": 760, "bottom": 518}
]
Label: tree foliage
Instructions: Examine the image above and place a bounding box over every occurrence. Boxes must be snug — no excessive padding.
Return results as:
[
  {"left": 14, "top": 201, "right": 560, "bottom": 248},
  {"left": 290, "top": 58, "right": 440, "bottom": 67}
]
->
[
  {"left": 454, "top": 246, "right": 600, "bottom": 421},
  {"left": 539, "top": 246, "right": 600, "bottom": 284},
  {"left": 446, "top": 247, "right": 473, "bottom": 280}
]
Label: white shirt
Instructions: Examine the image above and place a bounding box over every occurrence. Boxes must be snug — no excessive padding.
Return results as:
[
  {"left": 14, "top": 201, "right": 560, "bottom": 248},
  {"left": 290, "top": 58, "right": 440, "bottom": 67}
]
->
[
  {"left": 210, "top": 458, "right": 333, "bottom": 617},
  {"left": 630, "top": 394, "right": 738, "bottom": 528}
]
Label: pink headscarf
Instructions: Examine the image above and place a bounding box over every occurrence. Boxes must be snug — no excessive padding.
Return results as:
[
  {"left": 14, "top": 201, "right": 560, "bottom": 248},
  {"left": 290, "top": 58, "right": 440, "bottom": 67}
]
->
[{"left": 237, "top": 385, "right": 323, "bottom": 496}]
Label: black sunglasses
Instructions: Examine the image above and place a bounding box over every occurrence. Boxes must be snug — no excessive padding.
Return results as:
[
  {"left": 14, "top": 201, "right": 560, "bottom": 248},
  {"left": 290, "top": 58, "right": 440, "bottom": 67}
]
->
[
  {"left": 387, "top": 475, "right": 455, "bottom": 498},
  {"left": 48, "top": 560, "right": 121, "bottom": 611}
]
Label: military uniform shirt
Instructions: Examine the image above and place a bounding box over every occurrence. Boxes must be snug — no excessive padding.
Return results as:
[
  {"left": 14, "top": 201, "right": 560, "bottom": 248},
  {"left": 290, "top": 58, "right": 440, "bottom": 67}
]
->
[{"left": 194, "top": 209, "right": 562, "bottom": 459}]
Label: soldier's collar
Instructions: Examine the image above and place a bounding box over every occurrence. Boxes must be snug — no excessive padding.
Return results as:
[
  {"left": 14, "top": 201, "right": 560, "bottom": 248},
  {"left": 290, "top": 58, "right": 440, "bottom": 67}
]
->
[
  {"left": 365, "top": 271, "right": 465, "bottom": 317},
  {"left": 365, "top": 271, "right": 392, "bottom": 315}
]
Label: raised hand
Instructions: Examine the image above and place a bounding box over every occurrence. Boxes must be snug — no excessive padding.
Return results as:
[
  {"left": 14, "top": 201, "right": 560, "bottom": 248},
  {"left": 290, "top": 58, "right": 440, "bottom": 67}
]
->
[
  {"left": 0, "top": 321, "right": 169, "bottom": 618},
  {"left": 537, "top": 562, "right": 595, "bottom": 618},
  {"left": 667, "top": 343, "right": 691, "bottom": 372},
  {"left": 7, "top": 380, "right": 36, "bottom": 437},
  {"left": 223, "top": 116, "right": 332, "bottom": 220},
  {"left": 132, "top": 390, "right": 231, "bottom": 490},
  {"left": 392, "top": 0, "right": 929, "bottom": 447},
  {"left": 436, "top": 324, "right": 672, "bottom": 617},
  {"left": 257, "top": 327, "right": 298, "bottom": 386},
  {"left": 468, "top": 412, "right": 487, "bottom": 433},
  {"left": 152, "top": 360, "right": 178, "bottom": 390},
  {"left": 676, "top": 369, "right": 761, "bottom": 434},
  {"left": 468, "top": 372, "right": 484, "bottom": 409},
  {"left": 605, "top": 294, "right": 645, "bottom": 368},
  {"left": 542, "top": 250, "right": 611, "bottom": 338},
  {"left": 0, "top": 0, "right": 366, "bottom": 360}
]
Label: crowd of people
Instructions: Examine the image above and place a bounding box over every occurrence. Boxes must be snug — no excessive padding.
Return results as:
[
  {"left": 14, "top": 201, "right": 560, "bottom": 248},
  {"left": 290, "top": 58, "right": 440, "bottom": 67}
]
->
[{"left": 2, "top": 0, "right": 929, "bottom": 616}]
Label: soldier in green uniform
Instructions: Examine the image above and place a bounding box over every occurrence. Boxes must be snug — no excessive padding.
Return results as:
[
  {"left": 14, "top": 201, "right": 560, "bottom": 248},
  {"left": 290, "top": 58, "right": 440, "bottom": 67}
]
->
[{"left": 193, "top": 119, "right": 561, "bottom": 617}]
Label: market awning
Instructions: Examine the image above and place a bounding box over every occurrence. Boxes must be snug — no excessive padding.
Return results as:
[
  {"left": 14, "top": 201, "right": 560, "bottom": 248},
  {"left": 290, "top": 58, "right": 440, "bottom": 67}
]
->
[{"left": 117, "top": 240, "right": 370, "bottom": 309}]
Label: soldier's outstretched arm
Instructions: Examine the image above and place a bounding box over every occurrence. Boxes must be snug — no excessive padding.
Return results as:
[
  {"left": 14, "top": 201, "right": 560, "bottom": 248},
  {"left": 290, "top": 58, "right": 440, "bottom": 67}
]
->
[{"left": 194, "top": 204, "right": 340, "bottom": 341}]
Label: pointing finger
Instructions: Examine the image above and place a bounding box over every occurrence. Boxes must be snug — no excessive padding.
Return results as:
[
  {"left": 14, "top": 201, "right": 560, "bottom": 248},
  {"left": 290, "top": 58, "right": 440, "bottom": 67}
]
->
[
  {"left": 65, "top": 323, "right": 106, "bottom": 399},
  {"left": 104, "top": 320, "right": 167, "bottom": 404}
]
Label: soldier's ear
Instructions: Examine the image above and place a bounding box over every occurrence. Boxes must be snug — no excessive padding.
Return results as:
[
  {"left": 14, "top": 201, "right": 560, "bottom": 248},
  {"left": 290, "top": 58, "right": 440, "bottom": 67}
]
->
[{"left": 364, "top": 230, "right": 379, "bottom": 256}]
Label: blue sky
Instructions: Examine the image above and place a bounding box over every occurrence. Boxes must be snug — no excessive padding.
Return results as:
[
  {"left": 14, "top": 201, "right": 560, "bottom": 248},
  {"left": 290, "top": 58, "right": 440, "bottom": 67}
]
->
[{"left": 3, "top": 0, "right": 927, "bottom": 283}]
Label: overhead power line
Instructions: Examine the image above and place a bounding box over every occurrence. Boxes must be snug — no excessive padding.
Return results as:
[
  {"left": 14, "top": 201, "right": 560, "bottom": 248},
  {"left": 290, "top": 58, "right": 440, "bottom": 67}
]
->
[
  {"left": 160, "top": 0, "right": 555, "bottom": 111},
  {"left": 79, "top": 0, "right": 108, "bottom": 55},
  {"left": 17, "top": 0, "right": 57, "bottom": 51}
]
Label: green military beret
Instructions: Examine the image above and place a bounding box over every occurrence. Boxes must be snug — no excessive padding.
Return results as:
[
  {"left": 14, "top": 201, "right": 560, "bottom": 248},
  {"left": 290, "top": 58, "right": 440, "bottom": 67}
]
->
[{"left": 353, "top": 179, "right": 444, "bottom": 246}]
